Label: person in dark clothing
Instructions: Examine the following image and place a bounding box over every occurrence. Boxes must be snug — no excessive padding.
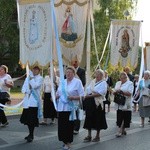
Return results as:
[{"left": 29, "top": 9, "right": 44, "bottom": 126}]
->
[
  {"left": 123, "top": 66, "right": 134, "bottom": 82},
  {"left": 40, "top": 67, "right": 57, "bottom": 125},
  {"left": 103, "top": 71, "right": 113, "bottom": 112},
  {"left": 132, "top": 74, "right": 139, "bottom": 111},
  {"left": 72, "top": 59, "right": 86, "bottom": 87}
]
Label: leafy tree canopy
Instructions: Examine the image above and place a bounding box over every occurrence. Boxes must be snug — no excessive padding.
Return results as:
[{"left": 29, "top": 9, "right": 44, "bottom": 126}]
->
[
  {"left": 91, "top": 0, "right": 138, "bottom": 73},
  {"left": 0, "top": 0, "right": 20, "bottom": 75}
]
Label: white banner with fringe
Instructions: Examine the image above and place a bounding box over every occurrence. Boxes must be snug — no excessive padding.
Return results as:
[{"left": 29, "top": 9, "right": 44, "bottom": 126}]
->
[
  {"left": 145, "top": 46, "right": 150, "bottom": 70},
  {"left": 54, "top": 0, "right": 88, "bottom": 65},
  {"left": 110, "top": 20, "right": 141, "bottom": 69},
  {"left": 18, "top": 0, "right": 52, "bottom": 67}
]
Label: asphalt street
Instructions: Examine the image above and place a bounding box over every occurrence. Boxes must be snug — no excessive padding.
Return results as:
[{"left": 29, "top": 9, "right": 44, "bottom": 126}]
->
[{"left": 0, "top": 105, "right": 150, "bottom": 150}]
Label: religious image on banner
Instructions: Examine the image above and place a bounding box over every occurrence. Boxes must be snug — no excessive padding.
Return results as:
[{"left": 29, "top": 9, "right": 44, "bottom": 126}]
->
[
  {"left": 61, "top": 6, "right": 77, "bottom": 41},
  {"left": 145, "top": 43, "right": 150, "bottom": 70},
  {"left": 110, "top": 20, "right": 141, "bottom": 68},
  {"left": 119, "top": 29, "right": 131, "bottom": 58},
  {"left": 29, "top": 10, "right": 38, "bottom": 44},
  {"left": 59, "top": 5, "right": 82, "bottom": 48},
  {"left": 18, "top": 1, "right": 52, "bottom": 67}
]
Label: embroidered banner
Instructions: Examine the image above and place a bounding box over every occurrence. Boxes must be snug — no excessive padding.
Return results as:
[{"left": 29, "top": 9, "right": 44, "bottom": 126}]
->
[
  {"left": 19, "top": 0, "right": 50, "bottom": 5},
  {"left": 145, "top": 44, "right": 150, "bottom": 70},
  {"left": 54, "top": 0, "right": 88, "bottom": 65},
  {"left": 110, "top": 20, "right": 141, "bottom": 69},
  {"left": 18, "top": 0, "right": 52, "bottom": 67}
]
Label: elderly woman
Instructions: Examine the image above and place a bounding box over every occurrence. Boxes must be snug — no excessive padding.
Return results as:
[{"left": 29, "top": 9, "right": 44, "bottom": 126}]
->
[
  {"left": 113, "top": 72, "right": 133, "bottom": 137},
  {"left": 0, "top": 65, "right": 13, "bottom": 127},
  {"left": 136, "top": 70, "right": 150, "bottom": 127},
  {"left": 56, "top": 66, "right": 84, "bottom": 150},
  {"left": 83, "top": 69, "right": 108, "bottom": 142}
]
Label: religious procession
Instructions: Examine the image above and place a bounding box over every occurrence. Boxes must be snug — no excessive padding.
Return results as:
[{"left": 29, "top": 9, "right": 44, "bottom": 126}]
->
[{"left": 1, "top": 0, "right": 150, "bottom": 150}]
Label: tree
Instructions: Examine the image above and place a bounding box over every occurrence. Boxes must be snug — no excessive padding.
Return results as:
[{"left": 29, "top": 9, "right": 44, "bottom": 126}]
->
[
  {"left": 91, "top": 0, "right": 138, "bottom": 71},
  {"left": 0, "top": 0, "right": 19, "bottom": 75}
]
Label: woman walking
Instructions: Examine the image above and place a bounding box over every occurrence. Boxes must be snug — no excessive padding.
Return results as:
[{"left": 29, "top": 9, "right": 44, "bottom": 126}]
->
[{"left": 113, "top": 72, "right": 133, "bottom": 137}]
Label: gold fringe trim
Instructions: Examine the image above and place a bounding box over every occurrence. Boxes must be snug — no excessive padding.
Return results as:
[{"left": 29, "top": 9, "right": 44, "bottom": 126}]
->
[
  {"left": 59, "top": 34, "right": 82, "bottom": 48},
  {"left": 19, "top": 60, "right": 50, "bottom": 69},
  {"left": 19, "top": 0, "right": 50, "bottom": 5},
  {"left": 54, "top": 0, "right": 87, "bottom": 7},
  {"left": 108, "top": 60, "right": 138, "bottom": 72},
  {"left": 62, "top": 55, "right": 71, "bottom": 65}
]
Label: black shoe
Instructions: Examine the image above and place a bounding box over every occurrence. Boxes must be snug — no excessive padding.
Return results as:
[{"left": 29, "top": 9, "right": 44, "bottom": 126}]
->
[
  {"left": 1, "top": 122, "right": 9, "bottom": 127},
  {"left": 24, "top": 135, "right": 30, "bottom": 140},
  {"left": 24, "top": 134, "right": 33, "bottom": 140},
  {"left": 39, "top": 122, "right": 48, "bottom": 125},
  {"left": 73, "top": 130, "right": 79, "bottom": 135},
  {"left": 122, "top": 131, "right": 127, "bottom": 135},
  {"left": 83, "top": 136, "right": 92, "bottom": 142},
  {"left": 26, "top": 135, "right": 33, "bottom": 142}
]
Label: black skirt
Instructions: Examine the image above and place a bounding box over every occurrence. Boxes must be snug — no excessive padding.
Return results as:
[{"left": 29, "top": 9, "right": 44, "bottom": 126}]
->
[
  {"left": 103, "top": 91, "right": 111, "bottom": 105},
  {"left": 43, "top": 93, "right": 57, "bottom": 119},
  {"left": 0, "top": 92, "right": 10, "bottom": 105},
  {"left": 20, "top": 107, "right": 39, "bottom": 127},
  {"left": 58, "top": 112, "right": 74, "bottom": 144},
  {"left": 117, "top": 110, "right": 131, "bottom": 128},
  {"left": 83, "top": 97, "right": 108, "bottom": 130}
]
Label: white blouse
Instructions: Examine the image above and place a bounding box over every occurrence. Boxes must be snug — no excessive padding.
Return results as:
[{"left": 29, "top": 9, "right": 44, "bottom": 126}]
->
[
  {"left": 0, "top": 74, "right": 13, "bottom": 93},
  {"left": 22, "top": 74, "right": 43, "bottom": 108},
  {"left": 114, "top": 80, "right": 133, "bottom": 111},
  {"left": 43, "top": 75, "right": 52, "bottom": 93},
  {"left": 56, "top": 77, "right": 84, "bottom": 111},
  {"left": 86, "top": 79, "right": 107, "bottom": 107}
]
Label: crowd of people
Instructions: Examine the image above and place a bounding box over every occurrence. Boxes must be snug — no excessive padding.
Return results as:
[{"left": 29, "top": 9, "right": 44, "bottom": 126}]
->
[{"left": 1, "top": 64, "right": 150, "bottom": 150}]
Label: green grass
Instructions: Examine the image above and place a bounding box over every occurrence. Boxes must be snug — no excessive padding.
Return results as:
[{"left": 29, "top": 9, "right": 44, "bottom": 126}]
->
[
  {"left": 10, "top": 87, "right": 24, "bottom": 99},
  {"left": 11, "top": 87, "right": 21, "bottom": 93},
  {"left": 10, "top": 93, "right": 24, "bottom": 99},
  {"left": 5, "top": 108, "right": 23, "bottom": 116},
  {"left": 5, "top": 87, "right": 24, "bottom": 115}
]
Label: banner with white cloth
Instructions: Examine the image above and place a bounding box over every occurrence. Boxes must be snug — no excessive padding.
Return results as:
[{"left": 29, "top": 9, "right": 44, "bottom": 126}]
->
[
  {"left": 54, "top": 0, "right": 88, "bottom": 65},
  {"left": 145, "top": 45, "right": 150, "bottom": 70},
  {"left": 110, "top": 20, "right": 141, "bottom": 68},
  {"left": 18, "top": 0, "right": 52, "bottom": 67}
]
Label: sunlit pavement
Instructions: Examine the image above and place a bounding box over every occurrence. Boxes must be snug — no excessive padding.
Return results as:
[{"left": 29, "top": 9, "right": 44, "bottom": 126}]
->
[{"left": 1, "top": 104, "right": 150, "bottom": 150}]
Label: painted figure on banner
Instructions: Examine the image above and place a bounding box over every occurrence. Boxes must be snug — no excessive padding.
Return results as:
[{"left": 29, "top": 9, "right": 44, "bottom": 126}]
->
[
  {"left": 61, "top": 6, "right": 77, "bottom": 42},
  {"left": 119, "top": 29, "right": 131, "bottom": 58},
  {"left": 29, "top": 10, "right": 38, "bottom": 44}
]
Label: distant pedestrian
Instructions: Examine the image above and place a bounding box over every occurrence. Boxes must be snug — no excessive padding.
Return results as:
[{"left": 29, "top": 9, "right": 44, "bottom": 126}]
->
[
  {"left": 136, "top": 70, "right": 150, "bottom": 127},
  {"left": 103, "top": 70, "right": 113, "bottom": 112},
  {"left": 40, "top": 67, "right": 57, "bottom": 125},
  {"left": 123, "top": 66, "right": 134, "bottom": 82},
  {"left": 132, "top": 74, "right": 139, "bottom": 112}
]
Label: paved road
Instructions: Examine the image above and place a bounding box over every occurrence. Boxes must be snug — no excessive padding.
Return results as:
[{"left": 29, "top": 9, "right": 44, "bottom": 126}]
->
[{"left": 0, "top": 106, "right": 150, "bottom": 150}]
